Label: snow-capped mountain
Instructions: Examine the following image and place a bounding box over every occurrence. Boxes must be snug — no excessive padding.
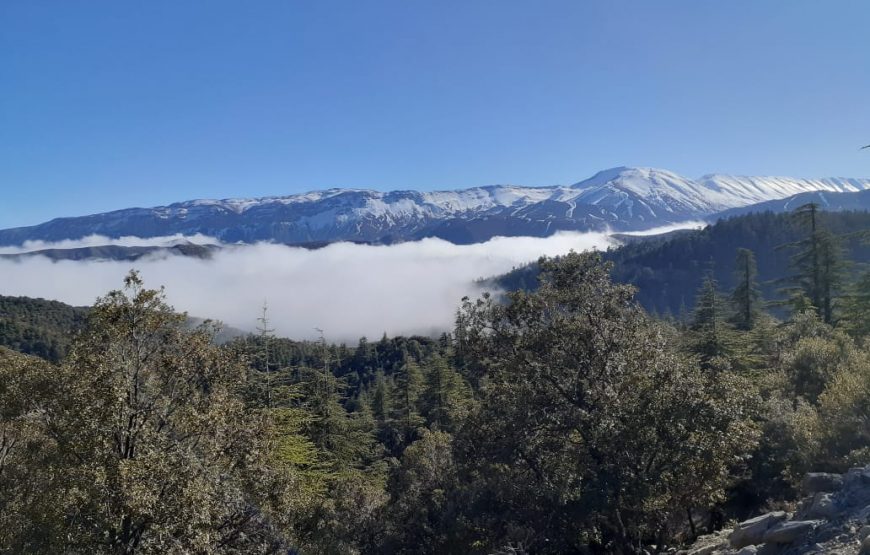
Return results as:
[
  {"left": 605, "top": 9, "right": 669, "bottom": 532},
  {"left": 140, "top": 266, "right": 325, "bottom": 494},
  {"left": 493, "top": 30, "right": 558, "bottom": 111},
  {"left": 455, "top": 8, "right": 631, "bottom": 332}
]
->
[{"left": 2, "top": 167, "right": 869, "bottom": 246}]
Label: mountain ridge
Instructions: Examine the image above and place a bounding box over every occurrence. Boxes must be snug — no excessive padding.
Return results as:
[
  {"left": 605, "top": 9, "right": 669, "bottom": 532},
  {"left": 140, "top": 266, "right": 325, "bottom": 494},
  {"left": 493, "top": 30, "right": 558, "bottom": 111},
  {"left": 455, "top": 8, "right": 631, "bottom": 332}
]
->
[{"left": 3, "top": 167, "right": 870, "bottom": 246}]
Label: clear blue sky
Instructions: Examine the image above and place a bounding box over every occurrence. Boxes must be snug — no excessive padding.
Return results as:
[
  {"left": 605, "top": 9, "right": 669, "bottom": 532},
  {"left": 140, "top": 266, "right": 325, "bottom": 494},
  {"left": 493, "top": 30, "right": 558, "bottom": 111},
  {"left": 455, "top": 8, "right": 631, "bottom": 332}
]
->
[{"left": 2, "top": 1, "right": 869, "bottom": 227}]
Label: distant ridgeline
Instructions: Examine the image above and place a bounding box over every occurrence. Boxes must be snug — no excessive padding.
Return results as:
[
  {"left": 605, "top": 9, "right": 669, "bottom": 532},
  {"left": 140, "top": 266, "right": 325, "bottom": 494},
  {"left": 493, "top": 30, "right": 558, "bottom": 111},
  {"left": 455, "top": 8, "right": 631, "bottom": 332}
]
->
[
  {"left": 0, "top": 290, "right": 447, "bottom": 402},
  {"left": 0, "top": 296, "right": 245, "bottom": 361},
  {"left": 492, "top": 210, "right": 870, "bottom": 317}
]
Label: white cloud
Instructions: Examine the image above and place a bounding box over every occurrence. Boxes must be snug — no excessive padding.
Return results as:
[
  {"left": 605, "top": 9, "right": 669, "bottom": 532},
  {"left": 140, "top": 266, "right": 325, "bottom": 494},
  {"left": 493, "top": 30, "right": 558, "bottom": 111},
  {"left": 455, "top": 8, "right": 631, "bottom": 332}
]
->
[
  {"left": 0, "top": 232, "right": 615, "bottom": 341},
  {"left": 0, "top": 233, "right": 221, "bottom": 255},
  {"left": 615, "top": 220, "right": 707, "bottom": 237}
]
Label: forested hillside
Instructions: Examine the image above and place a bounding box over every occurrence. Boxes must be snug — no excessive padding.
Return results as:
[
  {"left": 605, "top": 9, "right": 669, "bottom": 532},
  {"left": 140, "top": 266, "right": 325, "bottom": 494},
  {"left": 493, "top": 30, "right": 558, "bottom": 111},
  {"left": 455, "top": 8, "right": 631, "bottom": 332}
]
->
[
  {"left": 495, "top": 209, "right": 870, "bottom": 317},
  {"left": 2, "top": 204, "right": 870, "bottom": 553},
  {"left": 0, "top": 295, "right": 87, "bottom": 361}
]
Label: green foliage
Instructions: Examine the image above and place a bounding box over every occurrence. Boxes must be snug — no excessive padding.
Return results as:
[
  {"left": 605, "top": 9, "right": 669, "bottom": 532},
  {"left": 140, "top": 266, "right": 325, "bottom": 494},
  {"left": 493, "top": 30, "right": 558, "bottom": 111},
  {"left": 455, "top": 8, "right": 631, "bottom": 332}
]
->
[
  {"left": 494, "top": 209, "right": 870, "bottom": 317},
  {"left": 775, "top": 203, "right": 849, "bottom": 324},
  {"left": 688, "top": 272, "right": 741, "bottom": 370},
  {"left": 7, "top": 206, "right": 870, "bottom": 554},
  {"left": 420, "top": 356, "right": 471, "bottom": 433},
  {"left": 299, "top": 362, "right": 377, "bottom": 471},
  {"left": 816, "top": 350, "right": 870, "bottom": 469},
  {"left": 380, "top": 430, "right": 463, "bottom": 554},
  {"left": 0, "top": 295, "right": 87, "bottom": 361},
  {"left": 0, "top": 273, "right": 301, "bottom": 553},
  {"left": 453, "top": 252, "right": 759, "bottom": 553},
  {"left": 730, "top": 248, "right": 762, "bottom": 330},
  {"left": 389, "top": 359, "right": 425, "bottom": 444},
  {"left": 840, "top": 270, "right": 870, "bottom": 339}
]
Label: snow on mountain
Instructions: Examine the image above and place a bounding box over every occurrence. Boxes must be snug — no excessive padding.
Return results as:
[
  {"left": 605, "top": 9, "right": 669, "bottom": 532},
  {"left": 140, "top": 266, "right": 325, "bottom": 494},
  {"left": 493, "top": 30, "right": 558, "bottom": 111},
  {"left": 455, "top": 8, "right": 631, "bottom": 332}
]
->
[
  {"left": 2, "top": 168, "right": 870, "bottom": 247},
  {"left": 698, "top": 174, "right": 870, "bottom": 207}
]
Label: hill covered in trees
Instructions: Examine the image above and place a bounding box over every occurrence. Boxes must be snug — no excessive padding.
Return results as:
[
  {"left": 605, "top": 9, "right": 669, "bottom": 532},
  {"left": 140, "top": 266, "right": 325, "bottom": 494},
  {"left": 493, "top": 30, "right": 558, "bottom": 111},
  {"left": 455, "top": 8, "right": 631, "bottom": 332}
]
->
[
  {"left": 494, "top": 209, "right": 870, "bottom": 318},
  {"left": 2, "top": 203, "right": 870, "bottom": 553},
  {"left": 0, "top": 295, "right": 88, "bottom": 361}
]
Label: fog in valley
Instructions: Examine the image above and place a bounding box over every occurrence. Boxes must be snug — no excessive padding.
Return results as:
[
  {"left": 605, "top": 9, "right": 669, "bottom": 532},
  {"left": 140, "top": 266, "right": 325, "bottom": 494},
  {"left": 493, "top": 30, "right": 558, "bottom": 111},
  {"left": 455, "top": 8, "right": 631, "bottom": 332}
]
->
[{"left": 0, "top": 231, "right": 617, "bottom": 340}]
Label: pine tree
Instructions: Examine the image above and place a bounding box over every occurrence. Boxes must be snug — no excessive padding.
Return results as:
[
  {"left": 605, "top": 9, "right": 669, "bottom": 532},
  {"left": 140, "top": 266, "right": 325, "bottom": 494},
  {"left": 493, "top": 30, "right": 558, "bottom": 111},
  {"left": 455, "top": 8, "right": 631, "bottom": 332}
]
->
[
  {"left": 420, "top": 356, "right": 470, "bottom": 432},
  {"left": 255, "top": 301, "right": 276, "bottom": 407},
  {"left": 390, "top": 359, "right": 425, "bottom": 445},
  {"left": 370, "top": 370, "right": 392, "bottom": 424},
  {"left": 690, "top": 272, "right": 737, "bottom": 370},
  {"left": 779, "top": 203, "right": 847, "bottom": 324},
  {"left": 730, "top": 248, "right": 762, "bottom": 330},
  {"left": 840, "top": 271, "right": 870, "bottom": 338},
  {"left": 302, "top": 330, "right": 375, "bottom": 468}
]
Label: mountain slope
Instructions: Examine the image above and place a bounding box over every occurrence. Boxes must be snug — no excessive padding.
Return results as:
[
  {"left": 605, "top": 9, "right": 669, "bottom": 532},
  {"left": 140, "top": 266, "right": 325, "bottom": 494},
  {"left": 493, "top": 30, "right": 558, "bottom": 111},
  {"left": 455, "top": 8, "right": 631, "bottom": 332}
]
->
[
  {"left": 491, "top": 210, "right": 870, "bottom": 317},
  {"left": 0, "top": 242, "right": 219, "bottom": 262},
  {"left": 713, "top": 188, "right": 870, "bottom": 220},
  {"left": 0, "top": 295, "right": 88, "bottom": 362},
  {"left": 3, "top": 168, "right": 869, "bottom": 246}
]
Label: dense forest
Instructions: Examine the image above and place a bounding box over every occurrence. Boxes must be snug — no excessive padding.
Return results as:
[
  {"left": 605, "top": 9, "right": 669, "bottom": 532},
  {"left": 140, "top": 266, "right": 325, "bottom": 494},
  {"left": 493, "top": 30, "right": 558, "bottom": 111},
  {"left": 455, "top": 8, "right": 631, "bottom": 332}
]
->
[
  {"left": 495, "top": 209, "right": 870, "bottom": 317},
  {"left": 0, "top": 295, "right": 87, "bottom": 362},
  {"left": 1, "top": 204, "right": 869, "bottom": 553}
]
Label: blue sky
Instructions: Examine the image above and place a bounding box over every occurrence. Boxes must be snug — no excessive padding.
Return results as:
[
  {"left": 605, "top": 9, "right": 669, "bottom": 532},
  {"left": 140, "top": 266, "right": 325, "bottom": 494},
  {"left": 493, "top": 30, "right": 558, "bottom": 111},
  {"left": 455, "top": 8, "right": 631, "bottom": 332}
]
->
[{"left": 2, "top": 1, "right": 869, "bottom": 227}]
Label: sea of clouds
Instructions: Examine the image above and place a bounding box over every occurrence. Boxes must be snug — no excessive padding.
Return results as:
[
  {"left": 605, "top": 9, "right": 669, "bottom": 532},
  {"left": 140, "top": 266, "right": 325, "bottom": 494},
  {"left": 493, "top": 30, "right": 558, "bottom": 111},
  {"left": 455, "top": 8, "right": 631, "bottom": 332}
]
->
[{"left": 0, "top": 223, "right": 703, "bottom": 341}]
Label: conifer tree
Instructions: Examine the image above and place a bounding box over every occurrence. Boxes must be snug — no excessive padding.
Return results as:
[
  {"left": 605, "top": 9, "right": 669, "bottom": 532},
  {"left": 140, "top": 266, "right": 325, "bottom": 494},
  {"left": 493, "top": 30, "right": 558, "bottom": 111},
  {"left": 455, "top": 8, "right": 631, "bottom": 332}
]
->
[
  {"left": 420, "top": 356, "right": 471, "bottom": 432},
  {"left": 255, "top": 301, "right": 277, "bottom": 407},
  {"left": 370, "top": 370, "right": 392, "bottom": 424},
  {"left": 730, "top": 248, "right": 762, "bottom": 330},
  {"left": 690, "top": 272, "right": 737, "bottom": 370},
  {"left": 839, "top": 271, "right": 870, "bottom": 339},
  {"left": 779, "top": 203, "right": 847, "bottom": 324},
  {"left": 302, "top": 330, "right": 374, "bottom": 468},
  {"left": 390, "top": 359, "right": 425, "bottom": 444}
]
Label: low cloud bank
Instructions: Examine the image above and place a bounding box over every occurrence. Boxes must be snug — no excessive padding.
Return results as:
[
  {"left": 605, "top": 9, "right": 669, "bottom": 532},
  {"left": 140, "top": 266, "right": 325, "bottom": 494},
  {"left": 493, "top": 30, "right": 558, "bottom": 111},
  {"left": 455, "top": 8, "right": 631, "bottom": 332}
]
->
[
  {"left": 0, "top": 232, "right": 615, "bottom": 341},
  {"left": 0, "top": 233, "right": 221, "bottom": 255},
  {"left": 616, "top": 220, "right": 707, "bottom": 237}
]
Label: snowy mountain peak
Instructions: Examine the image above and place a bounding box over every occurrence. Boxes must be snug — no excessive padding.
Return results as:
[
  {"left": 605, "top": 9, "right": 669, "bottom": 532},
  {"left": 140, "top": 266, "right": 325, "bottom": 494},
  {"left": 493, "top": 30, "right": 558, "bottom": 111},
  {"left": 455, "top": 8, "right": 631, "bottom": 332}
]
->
[
  {"left": 573, "top": 166, "right": 684, "bottom": 188},
  {"left": 2, "top": 167, "right": 870, "bottom": 247}
]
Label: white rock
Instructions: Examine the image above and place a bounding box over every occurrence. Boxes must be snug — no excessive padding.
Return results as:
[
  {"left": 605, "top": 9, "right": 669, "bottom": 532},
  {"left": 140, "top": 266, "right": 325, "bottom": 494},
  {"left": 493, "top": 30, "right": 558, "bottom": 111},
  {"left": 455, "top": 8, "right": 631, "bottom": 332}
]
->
[
  {"left": 762, "top": 520, "right": 818, "bottom": 544},
  {"left": 728, "top": 512, "right": 788, "bottom": 549}
]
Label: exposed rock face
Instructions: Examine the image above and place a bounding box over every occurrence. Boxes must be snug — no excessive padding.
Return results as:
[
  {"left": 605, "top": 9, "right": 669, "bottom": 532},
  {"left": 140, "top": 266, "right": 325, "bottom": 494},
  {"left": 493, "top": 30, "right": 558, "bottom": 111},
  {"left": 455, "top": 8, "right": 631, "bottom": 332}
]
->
[
  {"left": 729, "top": 512, "right": 789, "bottom": 549},
  {"left": 762, "top": 521, "right": 819, "bottom": 544},
  {"left": 682, "top": 464, "right": 870, "bottom": 555},
  {"left": 802, "top": 493, "right": 838, "bottom": 520},
  {"left": 803, "top": 473, "right": 845, "bottom": 495}
]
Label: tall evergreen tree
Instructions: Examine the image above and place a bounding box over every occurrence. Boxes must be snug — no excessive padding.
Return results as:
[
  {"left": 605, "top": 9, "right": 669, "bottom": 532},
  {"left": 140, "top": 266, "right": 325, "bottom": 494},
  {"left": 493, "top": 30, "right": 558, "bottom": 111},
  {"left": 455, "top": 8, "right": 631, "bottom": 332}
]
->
[
  {"left": 302, "top": 331, "right": 374, "bottom": 468},
  {"left": 255, "top": 301, "right": 277, "bottom": 407},
  {"left": 370, "top": 370, "right": 392, "bottom": 424},
  {"left": 840, "top": 270, "right": 870, "bottom": 338},
  {"left": 779, "top": 203, "right": 847, "bottom": 324},
  {"left": 420, "top": 356, "right": 471, "bottom": 432},
  {"left": 390, "top": 359, "right": 425, "bottom": 445},
  {"left": 730, "top": 248, "right": 762, "bottom": 330},
  {"left": 690, "top": 272, "right": 737, "bottom": 370}
]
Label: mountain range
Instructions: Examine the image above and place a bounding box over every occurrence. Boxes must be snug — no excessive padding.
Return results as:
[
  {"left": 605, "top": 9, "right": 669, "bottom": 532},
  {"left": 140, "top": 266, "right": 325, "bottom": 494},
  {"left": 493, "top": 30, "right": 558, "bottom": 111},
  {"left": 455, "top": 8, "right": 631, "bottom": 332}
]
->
[{"left": 3, "top": 167, "right": 870, "bottom": 248}]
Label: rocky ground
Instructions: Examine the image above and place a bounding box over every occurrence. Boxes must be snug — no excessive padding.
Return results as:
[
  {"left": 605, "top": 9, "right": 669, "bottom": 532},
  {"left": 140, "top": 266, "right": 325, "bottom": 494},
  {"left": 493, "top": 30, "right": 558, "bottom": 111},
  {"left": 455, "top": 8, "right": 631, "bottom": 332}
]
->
[{"left": 680, "top": 464, "right": 870, "bottom": 555}]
